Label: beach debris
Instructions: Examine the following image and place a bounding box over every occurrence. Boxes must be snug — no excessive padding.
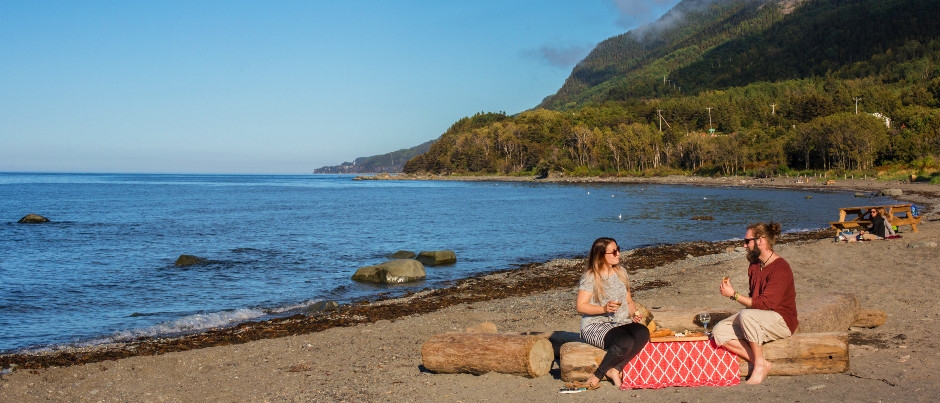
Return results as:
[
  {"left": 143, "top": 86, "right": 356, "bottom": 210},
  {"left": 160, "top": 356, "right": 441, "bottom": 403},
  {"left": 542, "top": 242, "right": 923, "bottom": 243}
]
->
[
  {"left": 352, "top": 259, "right": 426, "bottom": 284},
  {"left": 17, "top": 213, "right": 50, "bottom": 223},
  {"left": 284, "top": 363, "right": 313, "bottom": 372},
  {"left": 416, "top": 250, "right": 457, "bottom": 266},
  {"left": 387, "top": 250, "right": 416, "bottom": 259},
  {"left": 175, "top": 254, "right": 208, "bottom": 267},
  {"left": 907, "top": 241, "right": 938, "bottom": 248}
]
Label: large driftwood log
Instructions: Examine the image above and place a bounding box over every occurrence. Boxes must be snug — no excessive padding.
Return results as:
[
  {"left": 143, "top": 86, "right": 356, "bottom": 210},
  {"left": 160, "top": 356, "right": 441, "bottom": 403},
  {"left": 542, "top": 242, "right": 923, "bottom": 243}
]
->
[
  {"left": 651, "top": 293, "right": 860, "bottom": 334},
  {"left": 739, "top": 332, "right": 849, "bottom": 376},
  {"left": 560, "top": 332, "right": 849, "bottom": 381},
  {"left": 512, "top": 331, "right": 582, "bottom": 361},
  {"left": 795, "top": 293, "right": 859, "bottom": 333},
  {"left": 421, "top": 333, "right": 554, "bottom": 378}
]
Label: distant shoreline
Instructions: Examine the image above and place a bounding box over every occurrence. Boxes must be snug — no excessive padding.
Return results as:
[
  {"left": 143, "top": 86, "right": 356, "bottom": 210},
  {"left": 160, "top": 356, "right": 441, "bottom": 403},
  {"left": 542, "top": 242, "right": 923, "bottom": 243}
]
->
[{"left": 358, "top": 173, "right": 940, "bottom": 205}]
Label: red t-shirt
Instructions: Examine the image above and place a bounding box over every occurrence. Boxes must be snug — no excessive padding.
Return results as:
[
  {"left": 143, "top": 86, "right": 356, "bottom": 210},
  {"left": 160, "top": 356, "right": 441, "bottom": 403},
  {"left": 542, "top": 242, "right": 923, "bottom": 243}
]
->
[{"left": 748, "top": 257, "right": 799, "bottom": 334}]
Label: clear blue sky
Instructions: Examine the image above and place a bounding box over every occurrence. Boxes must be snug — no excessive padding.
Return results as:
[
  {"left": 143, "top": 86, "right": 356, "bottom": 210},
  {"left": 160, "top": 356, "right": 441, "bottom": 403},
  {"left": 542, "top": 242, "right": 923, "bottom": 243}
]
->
[{"left": 1, "top": 1, "right": 679, "bottom": 174}]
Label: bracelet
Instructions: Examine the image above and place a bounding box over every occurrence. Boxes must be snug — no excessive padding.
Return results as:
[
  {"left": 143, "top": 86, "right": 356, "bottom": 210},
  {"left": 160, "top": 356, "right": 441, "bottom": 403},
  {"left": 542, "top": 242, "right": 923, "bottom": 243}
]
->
[{"left": 730, "top": 292, "right": 739, "bottom": 301}]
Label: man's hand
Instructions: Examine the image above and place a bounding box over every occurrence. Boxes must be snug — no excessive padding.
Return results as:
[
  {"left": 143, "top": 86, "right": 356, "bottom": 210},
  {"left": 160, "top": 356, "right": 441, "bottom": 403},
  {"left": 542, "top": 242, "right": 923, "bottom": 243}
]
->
[{"left": 719, "top": 277, "right": 735, "bottom": 298}]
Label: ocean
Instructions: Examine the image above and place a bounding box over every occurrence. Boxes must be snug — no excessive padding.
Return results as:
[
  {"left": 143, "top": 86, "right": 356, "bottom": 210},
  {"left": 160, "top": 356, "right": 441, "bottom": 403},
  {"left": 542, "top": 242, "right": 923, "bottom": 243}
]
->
[{"left": 0, "top": 173, "right": 888, "bottom": 354}]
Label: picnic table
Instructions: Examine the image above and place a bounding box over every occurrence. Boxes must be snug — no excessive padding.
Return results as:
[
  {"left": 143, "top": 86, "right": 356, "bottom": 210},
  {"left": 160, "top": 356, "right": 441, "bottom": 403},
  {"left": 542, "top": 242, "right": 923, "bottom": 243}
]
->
[{"left": 829, "top": 203, "right": 921, "bottom": 232}]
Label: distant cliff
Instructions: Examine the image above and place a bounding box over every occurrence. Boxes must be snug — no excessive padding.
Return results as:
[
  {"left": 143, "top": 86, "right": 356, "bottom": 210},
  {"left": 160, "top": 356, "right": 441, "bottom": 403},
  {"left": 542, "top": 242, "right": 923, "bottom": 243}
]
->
[{"left": 314, "top": 140, "right": 435, "bottom": 174}]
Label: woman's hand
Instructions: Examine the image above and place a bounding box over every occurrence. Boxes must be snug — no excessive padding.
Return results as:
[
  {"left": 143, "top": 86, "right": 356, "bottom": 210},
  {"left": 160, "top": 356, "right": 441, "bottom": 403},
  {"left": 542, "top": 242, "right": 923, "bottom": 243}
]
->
[{"left": 605, "top": 300, "right": 621, "bottom": 314}]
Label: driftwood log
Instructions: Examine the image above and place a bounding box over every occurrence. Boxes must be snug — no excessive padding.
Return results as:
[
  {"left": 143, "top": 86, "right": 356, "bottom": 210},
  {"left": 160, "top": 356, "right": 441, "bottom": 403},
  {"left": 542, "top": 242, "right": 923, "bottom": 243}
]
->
[
  {"left": 559, "top": 332, "right": 849, "bottom": 381},
  {"left": 559, "top": 341, "right": 609, "bottom": 382},
  {"left": 421, "top": 333, "right": 554, "bottom": 378},
  {"left": 650, "top": 293, "right": 861, "bottom": 334},
  {"left": 738, "top": 332, "right": 849, "bottom": 376},
  {"left": 852, "top": 309, "right": 888, "bottom": 328}
]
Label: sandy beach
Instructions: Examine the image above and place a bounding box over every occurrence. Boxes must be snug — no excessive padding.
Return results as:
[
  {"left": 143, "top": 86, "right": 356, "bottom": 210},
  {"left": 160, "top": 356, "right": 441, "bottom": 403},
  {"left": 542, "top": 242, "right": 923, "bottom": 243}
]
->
[{"left": 2, "top": 176, "right": 939, "bottom": 402}]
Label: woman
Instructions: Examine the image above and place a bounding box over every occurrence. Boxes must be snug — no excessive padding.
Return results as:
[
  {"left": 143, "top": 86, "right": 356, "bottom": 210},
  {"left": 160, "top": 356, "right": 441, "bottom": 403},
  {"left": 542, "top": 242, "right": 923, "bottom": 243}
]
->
[
  {"left": 861, "top": 207, "right": 895, "bottom": 239},
  {"left": 571, "top": 237, "right": 650, "bottom": 389}
]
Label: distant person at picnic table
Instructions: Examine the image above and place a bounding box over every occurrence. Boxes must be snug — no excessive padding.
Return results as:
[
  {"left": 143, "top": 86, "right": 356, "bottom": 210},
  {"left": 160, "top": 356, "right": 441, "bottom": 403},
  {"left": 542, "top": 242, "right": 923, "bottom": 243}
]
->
[
  {"left": 715, "top": 222, "right": 798, "bottom": 384},
  {"left": 572, "top": 237, "right": 650, "bottom": 390},
  {"left": 860, "top": 207, "right": 895, "bottom": 239}
]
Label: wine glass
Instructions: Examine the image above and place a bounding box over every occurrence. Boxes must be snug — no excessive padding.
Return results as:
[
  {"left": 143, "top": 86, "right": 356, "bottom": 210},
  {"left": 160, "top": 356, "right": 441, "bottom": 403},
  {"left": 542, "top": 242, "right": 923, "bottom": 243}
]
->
[
  {"left": 608, "top": 300, "right": 621, "bottom": 322},
  {"left": 699, "top": 313, "right": 711, "bottom": 335}
]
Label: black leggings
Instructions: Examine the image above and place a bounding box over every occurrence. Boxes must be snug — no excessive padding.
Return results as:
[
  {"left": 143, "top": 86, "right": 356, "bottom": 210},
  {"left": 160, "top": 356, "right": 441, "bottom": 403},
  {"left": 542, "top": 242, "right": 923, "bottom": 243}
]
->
[{"left": 593, "top": 322, "right": 651, "bottom": 379}]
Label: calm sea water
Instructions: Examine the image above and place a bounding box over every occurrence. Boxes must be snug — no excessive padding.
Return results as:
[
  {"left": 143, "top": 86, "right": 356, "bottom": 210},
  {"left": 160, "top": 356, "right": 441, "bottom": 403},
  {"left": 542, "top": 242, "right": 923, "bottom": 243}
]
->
[{"left": 0, "top": 173, "right": 890, "bottom": 353}]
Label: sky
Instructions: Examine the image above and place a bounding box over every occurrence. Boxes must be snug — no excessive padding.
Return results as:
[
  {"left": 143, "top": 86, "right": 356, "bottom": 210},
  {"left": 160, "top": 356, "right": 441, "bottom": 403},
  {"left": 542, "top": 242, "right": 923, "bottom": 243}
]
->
[{"left": 1, "top": 1, "right": 680, "bottom": 174}]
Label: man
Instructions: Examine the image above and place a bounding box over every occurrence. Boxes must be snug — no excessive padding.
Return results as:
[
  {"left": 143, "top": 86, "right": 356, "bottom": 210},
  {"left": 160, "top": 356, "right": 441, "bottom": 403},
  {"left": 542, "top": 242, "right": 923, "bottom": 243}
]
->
[{"left": 714, "top": 222, "right": 798, "bottom": 384}]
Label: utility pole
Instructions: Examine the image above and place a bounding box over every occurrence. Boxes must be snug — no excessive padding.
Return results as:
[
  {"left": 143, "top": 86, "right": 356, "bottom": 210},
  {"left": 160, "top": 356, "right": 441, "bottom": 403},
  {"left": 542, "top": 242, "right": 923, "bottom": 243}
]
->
[
  {"left": 853, "top": 97, "right": 862, "bottom": 115},
  {"left": 769, "top": 103, "right": 776, "bottom": 115},
  {"left": 706, "top": 107, "right": 713, "bottom": 130},
  {"left": 657, "top": 109, "right": 671, "bottom": 132}
]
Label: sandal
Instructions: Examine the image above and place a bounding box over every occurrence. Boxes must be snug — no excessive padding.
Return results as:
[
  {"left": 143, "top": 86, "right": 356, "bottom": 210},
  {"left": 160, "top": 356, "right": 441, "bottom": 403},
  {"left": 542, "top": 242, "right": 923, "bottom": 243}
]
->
[{"left": 564, "top": 381, "right": 601, "bottom": 390}]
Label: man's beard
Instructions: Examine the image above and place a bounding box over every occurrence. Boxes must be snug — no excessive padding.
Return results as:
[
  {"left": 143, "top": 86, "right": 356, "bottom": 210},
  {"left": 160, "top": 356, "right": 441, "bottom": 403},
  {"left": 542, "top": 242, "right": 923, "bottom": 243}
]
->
[{"left": 746, "top": 247, "right": 761, "bottom": 264}]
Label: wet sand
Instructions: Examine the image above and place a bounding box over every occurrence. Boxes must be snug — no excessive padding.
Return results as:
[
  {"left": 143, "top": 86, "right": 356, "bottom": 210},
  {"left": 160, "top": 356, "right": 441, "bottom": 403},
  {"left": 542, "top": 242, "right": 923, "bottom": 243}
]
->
[{"left": 2, "top": 176, "right": 938, "bottom": 402}]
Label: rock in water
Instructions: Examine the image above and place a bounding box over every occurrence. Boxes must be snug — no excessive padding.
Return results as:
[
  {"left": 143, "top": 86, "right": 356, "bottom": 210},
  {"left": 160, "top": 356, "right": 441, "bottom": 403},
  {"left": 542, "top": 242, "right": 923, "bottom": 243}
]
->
[
  {"left": 306, "top": 300, "right": 339, "bottom": 314},
  {"left": 416, "top": 250, "right": 457, "bottom": 266},
  {"left": 387, "top": 250, "right": 416, "bottom": 259},
  {"left": 175, "top": 254, "right": 208, "bottom": 267},
  {"left": 352, "top": 259, "right": 426, "bottom": 284},
  {"left": 18, "top": 213, "right": 50, "bottom": 223},
  {"left": 877, "top": 188, "right": 903, "bottom": 196}
]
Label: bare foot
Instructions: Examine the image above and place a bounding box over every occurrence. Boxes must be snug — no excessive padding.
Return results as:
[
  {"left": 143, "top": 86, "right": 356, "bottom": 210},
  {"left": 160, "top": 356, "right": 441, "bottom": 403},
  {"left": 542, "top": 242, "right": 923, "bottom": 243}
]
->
[
  {"left": 745, "top": 359, "right": 772, "bottom": 384},
  {"left": 586, "top": 375, "right": 601, "bottom": 389},
  {"left": 605, "top": 367, "right": 622, "bottom": 388}
]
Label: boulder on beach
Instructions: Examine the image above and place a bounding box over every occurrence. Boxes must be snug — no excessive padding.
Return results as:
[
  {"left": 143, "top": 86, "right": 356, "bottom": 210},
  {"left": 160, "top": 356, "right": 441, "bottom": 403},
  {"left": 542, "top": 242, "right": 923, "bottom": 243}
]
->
[
  {"left": 877, "top": 188, "right": 903, "bottom": 196},
  {"left": 352, "top": 259, "right": 426, "bottom": 284},
  {"left": 416, "top": 250, "right": 457, "bottom": 266},
  {"left": 175, "top": 254, "right": 208, "bottom": 267},
  {"left": 387, "top": 250, "right": 416, "bottom": 259},
  {"left": 18, "top": 213, "right": 50, "bottom": 224}
]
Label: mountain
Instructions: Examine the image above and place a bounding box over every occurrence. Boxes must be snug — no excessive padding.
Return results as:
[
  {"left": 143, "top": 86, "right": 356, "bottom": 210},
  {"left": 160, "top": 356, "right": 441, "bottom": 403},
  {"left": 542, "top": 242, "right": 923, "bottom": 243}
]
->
[
  {"left": 402, "top": 0, "right": 940, "bottom": 177},
  {"left": 541, "top": 0, "right": 940, "bottom": 108},
  {"left": 313, "top": 140, "right": 435, "bottom": 174}
]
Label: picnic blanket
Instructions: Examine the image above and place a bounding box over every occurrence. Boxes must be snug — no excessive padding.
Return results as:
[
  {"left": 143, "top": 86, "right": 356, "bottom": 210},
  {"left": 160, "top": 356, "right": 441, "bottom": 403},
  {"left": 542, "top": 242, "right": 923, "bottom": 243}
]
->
[{"left": 621, "top": 338, "right": 740, "bottom": 389}]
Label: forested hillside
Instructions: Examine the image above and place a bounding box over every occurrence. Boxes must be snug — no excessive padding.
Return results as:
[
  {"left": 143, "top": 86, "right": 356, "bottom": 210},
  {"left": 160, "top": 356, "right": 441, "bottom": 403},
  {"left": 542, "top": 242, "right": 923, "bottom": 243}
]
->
[
  {"left": 314, "top": 140, "right": 434, "bottom": 173},
  {"left": 404, "top": 0, "right": 940, "bottom": 180}
]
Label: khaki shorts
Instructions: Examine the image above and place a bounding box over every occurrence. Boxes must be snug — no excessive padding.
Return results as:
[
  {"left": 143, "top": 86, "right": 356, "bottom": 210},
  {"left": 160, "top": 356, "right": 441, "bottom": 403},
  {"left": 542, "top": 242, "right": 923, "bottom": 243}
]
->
[{"left": 712, "top": 309, "right": 791, "bottom": 346}]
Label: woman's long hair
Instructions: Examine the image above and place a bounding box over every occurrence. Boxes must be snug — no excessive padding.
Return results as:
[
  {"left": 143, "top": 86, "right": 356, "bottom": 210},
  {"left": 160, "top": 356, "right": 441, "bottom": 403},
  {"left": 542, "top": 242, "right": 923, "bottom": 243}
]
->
[
  {"left": 584, "top": 237, "right": 628, "bottom": 304},
  {"left": 876, "top": 207, "right": 890, "bottom": 223}
]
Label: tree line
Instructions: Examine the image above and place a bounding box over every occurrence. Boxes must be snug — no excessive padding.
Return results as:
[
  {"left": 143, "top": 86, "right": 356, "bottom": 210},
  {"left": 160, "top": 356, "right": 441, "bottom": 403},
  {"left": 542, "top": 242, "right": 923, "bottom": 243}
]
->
[{"left": 405, "top": 51, "right": 940, "bottom": 177}]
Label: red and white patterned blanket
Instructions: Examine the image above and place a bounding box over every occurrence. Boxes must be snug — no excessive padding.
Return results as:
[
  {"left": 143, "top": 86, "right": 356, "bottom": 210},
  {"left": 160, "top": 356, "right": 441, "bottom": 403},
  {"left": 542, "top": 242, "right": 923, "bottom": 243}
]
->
[{"left": 621, "top": 339, "right": 740, "bottom": 389}]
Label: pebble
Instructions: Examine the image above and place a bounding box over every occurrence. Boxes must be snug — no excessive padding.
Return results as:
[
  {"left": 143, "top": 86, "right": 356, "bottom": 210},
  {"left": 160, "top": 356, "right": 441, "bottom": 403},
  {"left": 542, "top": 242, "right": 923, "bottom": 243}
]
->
[{"left": 807, "top": 384, "right": 827, "bottom": 390}]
